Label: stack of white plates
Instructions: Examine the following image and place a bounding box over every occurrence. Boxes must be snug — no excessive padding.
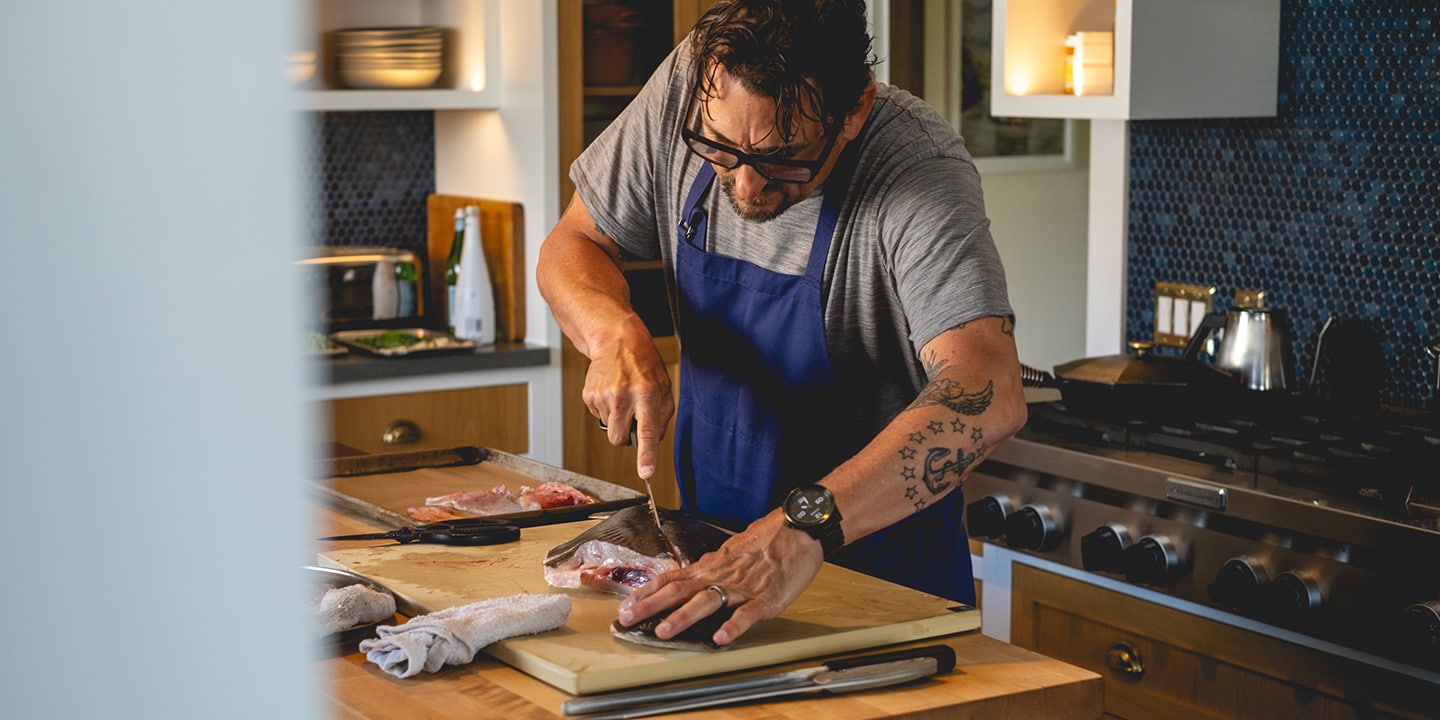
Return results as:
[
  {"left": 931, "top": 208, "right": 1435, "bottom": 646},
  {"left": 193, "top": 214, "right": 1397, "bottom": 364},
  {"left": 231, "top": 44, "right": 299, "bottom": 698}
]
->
[{"left": 334, "top": 26, "right": 444, "bottom": 90}]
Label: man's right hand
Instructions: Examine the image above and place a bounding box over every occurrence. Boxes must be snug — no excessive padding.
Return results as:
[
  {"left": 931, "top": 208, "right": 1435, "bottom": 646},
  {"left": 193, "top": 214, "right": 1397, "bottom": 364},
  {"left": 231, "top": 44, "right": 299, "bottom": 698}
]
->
[
  {"left": 537, "top": 191, "right": 675, "bottom": 480},
  {"left": 585, "top": 318, "right": 673, "bottom": 479}
]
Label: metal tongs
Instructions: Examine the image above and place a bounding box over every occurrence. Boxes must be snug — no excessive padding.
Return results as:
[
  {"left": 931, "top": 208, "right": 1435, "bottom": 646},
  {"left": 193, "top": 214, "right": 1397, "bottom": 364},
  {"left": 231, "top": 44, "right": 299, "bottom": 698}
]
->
[
  {"left": 561, "top": 644, "right": 957, "bottom": 719},
  {"left": 319, "top": 517, "right": 520, "bottom": 546}
]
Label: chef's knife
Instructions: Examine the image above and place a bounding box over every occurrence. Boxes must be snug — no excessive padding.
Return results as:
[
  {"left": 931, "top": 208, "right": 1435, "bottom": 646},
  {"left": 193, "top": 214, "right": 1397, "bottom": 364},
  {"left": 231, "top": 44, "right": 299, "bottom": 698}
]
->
[
  {"left": 561, "top": 644, "right": 956, "bottom": 717},
  {"left": 595, "top": 418, "right": 681, "bottom": 557}
]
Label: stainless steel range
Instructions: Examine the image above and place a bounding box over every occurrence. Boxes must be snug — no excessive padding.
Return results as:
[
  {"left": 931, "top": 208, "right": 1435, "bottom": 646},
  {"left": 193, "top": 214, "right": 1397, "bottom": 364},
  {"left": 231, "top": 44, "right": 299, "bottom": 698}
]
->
[{"left": 967, "top": 395, "right": 1440, "bottom": 680}]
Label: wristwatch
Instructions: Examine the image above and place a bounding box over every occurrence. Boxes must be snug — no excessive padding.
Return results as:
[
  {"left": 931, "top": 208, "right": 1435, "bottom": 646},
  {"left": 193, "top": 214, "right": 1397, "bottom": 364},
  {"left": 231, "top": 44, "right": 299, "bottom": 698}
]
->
[{"left": 782, "top": 484, "right": 844, "bottom": 559}]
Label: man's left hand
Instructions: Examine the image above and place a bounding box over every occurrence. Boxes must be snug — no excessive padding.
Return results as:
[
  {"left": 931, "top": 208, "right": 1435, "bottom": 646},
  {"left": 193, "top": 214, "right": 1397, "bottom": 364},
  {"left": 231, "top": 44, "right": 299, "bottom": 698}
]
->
[{"left": 615, "top": 513, "right": 822, "bottom": 646}]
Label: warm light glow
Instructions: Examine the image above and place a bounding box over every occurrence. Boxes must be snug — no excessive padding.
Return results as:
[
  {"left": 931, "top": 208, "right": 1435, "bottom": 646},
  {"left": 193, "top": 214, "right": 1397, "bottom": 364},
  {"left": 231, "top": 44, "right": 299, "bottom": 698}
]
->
[
  {"left": 1004, "top": 68, "right": 1034, "bottom": 96},
  {"left": 467, "top": 45, "right": 486, "bottom": 92}
]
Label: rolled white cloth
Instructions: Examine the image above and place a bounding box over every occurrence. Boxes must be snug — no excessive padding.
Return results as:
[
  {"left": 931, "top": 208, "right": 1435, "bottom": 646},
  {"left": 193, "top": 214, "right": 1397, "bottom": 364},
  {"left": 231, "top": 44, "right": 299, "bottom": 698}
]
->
[
  {"left": 360, "top": 593, "right": 572, "bottom": 678},
  {"left": 316, "top": 584, "right": 397, "bottom": 637}
]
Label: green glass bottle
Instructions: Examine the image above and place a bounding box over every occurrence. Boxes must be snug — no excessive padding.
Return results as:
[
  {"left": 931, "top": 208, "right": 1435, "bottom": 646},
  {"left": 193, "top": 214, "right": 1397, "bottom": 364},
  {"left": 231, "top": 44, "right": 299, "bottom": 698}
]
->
[{"left": 444, "top": 208, "right": 464, "bottom": 334}]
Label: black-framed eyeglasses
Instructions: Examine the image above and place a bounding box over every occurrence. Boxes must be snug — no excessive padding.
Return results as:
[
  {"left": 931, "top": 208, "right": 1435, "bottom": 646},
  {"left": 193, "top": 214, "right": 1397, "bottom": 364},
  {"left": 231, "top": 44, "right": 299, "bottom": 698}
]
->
[{"left": 681, "top": 97, "right": 839, "bottom": 184}]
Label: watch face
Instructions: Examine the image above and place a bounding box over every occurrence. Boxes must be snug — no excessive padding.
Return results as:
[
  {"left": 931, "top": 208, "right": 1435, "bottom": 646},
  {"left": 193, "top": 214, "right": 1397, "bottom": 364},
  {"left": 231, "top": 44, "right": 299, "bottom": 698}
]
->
[{"left": 788, "top": 487, "right": 833, "bottom": 526}]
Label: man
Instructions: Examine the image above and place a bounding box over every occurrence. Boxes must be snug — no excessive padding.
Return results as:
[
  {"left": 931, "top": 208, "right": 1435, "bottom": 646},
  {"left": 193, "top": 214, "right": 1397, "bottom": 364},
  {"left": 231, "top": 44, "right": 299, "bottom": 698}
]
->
[{"left": 537, "top": 0, "right": 1026, "bottom": 647}]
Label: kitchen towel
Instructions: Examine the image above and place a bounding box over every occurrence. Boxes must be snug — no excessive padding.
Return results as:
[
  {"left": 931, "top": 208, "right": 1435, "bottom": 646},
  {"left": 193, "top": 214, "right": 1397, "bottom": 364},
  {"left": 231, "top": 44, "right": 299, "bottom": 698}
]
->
[
  {"left": 317, "top": 583, "right": 397, "bottom": 637},
  {"left": 360, "top": 593, "right": 572, "bottom": 678}
]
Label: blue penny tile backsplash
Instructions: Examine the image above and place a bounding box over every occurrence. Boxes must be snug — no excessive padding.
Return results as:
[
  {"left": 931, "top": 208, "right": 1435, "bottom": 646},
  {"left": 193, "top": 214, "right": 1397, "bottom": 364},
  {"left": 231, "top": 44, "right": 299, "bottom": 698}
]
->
[
  {"left": 1126, "top": 0, "right": 1440, "bottom": 410},
  {"left": 312, "top": 110, "right": 434, "bottom": 253}
]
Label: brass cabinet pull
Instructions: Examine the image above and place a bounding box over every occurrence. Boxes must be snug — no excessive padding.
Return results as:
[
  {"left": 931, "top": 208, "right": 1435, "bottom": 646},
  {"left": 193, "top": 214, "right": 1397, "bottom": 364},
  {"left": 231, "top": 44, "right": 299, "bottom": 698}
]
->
[
  {"left": 1105, "top": 642, "right": 1145, "bottom": 677},
  {"left": 382, "top": 419, "right": 421, "bottom": 445}
]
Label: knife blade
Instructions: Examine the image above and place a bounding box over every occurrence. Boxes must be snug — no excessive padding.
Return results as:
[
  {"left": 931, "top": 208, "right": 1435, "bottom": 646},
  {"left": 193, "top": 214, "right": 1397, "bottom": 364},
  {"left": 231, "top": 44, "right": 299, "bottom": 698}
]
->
[
  {"left": 560, "top": 644, "right": 957, "bottom": 717},
  {"left": 595, "top": 418, "right": 682, "bottom": 560}
]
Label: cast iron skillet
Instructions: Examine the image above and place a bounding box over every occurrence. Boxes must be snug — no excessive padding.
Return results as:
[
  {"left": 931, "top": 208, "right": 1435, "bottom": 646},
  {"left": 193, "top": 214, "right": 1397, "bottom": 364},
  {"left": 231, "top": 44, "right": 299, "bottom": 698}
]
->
[{"left": 1022, "top": 342, "right": 1246, "bottom": 420}]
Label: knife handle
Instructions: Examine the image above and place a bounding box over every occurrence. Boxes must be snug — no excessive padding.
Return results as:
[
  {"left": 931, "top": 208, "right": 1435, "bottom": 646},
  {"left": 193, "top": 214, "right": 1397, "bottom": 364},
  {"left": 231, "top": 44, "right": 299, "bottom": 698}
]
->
[{"left": 824, "top": 644, "right": 957, "bottom": 674}]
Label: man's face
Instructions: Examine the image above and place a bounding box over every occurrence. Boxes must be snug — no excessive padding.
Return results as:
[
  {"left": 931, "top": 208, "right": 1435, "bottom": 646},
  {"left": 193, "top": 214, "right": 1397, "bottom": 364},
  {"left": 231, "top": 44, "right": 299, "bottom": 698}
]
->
[{"left": 690, "top": 68, "right": 839, "bottom": 222}]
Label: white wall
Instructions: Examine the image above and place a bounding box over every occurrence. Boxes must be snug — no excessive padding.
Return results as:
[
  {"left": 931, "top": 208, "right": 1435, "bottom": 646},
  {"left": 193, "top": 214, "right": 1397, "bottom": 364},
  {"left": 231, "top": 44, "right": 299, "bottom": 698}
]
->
[
  {"left": 981, "top": 129, "right": 1091, "bottom": 371},
  {"left": 1, "top": 2, "right": 316, "bottom": 718}
]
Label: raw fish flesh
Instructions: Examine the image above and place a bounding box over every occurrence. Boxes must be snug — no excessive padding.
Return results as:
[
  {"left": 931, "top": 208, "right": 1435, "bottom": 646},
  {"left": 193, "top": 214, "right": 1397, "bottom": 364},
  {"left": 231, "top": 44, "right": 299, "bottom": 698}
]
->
[
  {"left": 519, "top": 481, "right": 595, "bottom": 509},
  {"left": 405, "top": 506, "right": 464, "bottom": 522},
  {"left": 543, "top": 504, "right": 729, "bottom": 595},
  {"left": 423, "top": 483, "right": 597, "bottom": 518},
  {"left": 426, "top": 486, "right": 529, "bottom": 515}
]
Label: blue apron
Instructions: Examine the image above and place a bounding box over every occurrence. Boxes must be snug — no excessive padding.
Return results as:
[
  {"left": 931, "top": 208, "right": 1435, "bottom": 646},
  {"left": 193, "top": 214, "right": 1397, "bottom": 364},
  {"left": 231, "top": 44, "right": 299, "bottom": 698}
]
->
[{"left": 671, "top": 161, "right": 975, "bottom": 604}]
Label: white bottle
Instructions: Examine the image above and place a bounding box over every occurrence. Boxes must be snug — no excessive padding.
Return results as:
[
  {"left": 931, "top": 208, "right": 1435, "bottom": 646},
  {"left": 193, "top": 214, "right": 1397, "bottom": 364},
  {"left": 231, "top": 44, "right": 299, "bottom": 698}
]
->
[
  {"left": 371, "top": 258, "right": 398, "bottom": 320},
  {"left": 454, "top": 205, "right": 496, "bottom": 345}
]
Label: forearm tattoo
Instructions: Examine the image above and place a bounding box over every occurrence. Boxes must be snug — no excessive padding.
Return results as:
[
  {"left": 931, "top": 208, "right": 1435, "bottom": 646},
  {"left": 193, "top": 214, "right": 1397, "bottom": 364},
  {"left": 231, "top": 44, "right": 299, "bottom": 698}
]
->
[{"left": 895, "top": 349, "right": 997, "bottom": 511}]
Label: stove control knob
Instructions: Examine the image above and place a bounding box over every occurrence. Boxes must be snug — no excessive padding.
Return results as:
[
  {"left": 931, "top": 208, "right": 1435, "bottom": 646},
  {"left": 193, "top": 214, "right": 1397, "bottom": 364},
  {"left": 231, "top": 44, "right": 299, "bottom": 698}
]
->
[
  {"left": 1124, "top": 535, "right": 1185, "bottom": 586},
  {"left": 1003, "top": 504, "right": 1063, "bottom": 552},
  {"left": 1257, "top": 570, "right": 1324, "bottom": 621},
  {"left": 965, "top": 495, "right": 1014, "bottom": 540},
  {"left": 1396, "top": 600, "right": 1440, "bottom": 666},
  {"left": 1080, "top": 523, "right": 1132, "bottom": 573},
  {"left": 1207, "top": 557, "right": 1269, "bottom": 612}
]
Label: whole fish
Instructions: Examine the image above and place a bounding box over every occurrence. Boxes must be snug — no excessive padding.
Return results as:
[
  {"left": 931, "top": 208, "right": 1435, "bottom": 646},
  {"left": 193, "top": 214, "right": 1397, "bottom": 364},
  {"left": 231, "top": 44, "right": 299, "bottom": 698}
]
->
[
  {"left": 543, "top": 504, "right": 729, "bottom": 595},
  {"left": 544, "top": 504, "right": 735, "bottom": 650}
]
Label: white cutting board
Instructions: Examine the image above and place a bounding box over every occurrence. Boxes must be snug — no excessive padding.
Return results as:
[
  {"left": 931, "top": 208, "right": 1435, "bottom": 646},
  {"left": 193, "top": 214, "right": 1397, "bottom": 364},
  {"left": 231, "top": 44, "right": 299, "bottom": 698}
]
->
[{"left": 319, "top": 519, "right": 980, "bottom": 695}]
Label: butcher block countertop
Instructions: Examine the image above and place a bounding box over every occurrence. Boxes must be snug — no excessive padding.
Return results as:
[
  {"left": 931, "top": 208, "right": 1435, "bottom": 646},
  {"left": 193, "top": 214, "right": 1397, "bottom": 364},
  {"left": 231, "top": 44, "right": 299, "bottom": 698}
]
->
[{"left": 315, "top": 506, "right": 1103, "bottom": 719}]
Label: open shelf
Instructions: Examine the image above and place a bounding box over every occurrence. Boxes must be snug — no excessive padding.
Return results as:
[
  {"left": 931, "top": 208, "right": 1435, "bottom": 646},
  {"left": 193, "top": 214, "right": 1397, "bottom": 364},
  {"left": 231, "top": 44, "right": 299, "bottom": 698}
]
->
[
  {"left": 298, "top": 0, "right": 500, "bottom": 112},
  {"left": 991, "top": 0, "right": 1278, "bottom": 120}
]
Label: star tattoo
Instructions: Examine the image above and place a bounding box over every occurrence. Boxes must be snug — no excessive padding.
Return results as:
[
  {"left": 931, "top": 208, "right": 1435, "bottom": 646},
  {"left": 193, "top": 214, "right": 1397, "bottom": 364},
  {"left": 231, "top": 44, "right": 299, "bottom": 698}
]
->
[
  {"left": 927, "top": 420, "right": 945, "bottom": 435},
  {"left": 900, "top": 466, "right": 916, "bottom": 481},
  {"left": 908, "top": 432, "right": 927, "bottom": 444},
  {"left": 971, "top": 426, "right": 984, "bottom": 441},
  {"left": 899, "top": 446, "right": 916, "bottom": 460},
  {"left": 950, "top": 419, "right": 966, "bottom": 433},
  {"left": 905, "top": 486, "right": 918, "bottom": 500}
]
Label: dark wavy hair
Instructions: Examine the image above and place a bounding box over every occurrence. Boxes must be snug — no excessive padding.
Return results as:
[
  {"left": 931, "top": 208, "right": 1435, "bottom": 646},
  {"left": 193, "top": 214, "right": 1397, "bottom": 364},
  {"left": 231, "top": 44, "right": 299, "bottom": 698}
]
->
[{"left": 688, "top": 0, "right": 876, "bottom": 143}]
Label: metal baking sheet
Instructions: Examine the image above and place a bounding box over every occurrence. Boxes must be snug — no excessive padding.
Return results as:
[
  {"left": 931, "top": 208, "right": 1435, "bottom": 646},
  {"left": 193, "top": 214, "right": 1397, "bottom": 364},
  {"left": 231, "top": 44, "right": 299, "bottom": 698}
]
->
[
  {"left": 329, "top": 328, "right": 476, "bottom": 357},
  {"left": 314, "top": 446, "right": 647, "bottom": 528}
]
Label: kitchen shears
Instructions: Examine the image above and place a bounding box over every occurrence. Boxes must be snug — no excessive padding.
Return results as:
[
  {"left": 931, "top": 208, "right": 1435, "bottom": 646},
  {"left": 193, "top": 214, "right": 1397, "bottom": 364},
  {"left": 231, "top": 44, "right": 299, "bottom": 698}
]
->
[{"left": 320, "top": 517, "right": 520, "bottom": 546}]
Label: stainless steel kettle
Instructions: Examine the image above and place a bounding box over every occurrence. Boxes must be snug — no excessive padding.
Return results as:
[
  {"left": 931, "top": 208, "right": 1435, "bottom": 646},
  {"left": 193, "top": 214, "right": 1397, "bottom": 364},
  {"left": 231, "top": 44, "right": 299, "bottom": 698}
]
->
[{"left": 1184, "top": 308, "right": 1296, "bottom": 391}]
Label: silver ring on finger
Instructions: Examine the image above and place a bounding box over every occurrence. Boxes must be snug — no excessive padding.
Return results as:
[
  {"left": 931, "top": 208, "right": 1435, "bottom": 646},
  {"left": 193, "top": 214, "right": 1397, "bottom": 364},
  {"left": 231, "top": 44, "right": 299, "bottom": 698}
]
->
[{"left": 706, "top": 584, "right": 730, "bottom": 609}]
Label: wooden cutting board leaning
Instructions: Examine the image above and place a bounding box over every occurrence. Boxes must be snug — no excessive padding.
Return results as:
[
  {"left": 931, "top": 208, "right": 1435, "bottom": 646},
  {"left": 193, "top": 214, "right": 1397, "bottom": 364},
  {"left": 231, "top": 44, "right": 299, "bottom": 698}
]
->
[{"left": 319, "top": 519, "right": 981, "bottom": 695}]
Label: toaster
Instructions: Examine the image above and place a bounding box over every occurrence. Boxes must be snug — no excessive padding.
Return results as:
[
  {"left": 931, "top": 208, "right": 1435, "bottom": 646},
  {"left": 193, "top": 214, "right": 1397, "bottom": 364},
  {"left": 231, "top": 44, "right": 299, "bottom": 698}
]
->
[{"left": 297, "top": 246, "right": 423, "bottom": 330}]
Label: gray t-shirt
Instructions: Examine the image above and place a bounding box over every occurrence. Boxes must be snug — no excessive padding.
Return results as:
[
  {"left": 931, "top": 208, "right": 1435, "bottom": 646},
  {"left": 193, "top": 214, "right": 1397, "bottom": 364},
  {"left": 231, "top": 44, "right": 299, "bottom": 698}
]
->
[{"left": 571, "top": 40, "right": 1012, "bottom": 435}]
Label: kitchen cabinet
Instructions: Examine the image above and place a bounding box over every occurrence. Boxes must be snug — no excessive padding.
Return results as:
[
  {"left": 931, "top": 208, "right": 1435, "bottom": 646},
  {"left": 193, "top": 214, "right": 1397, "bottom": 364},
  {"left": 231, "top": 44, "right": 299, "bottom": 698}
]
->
[
  {"left": 1009, "top": 563, "right": 1437, "bottom": 720},
  {"left": 297, "top": 0, "right": 501, "bottom": 111},
  {"left": 990, "top": 0, "right": 1279, "bottom": 120},
  {"left": 326, "top": 383, "right": 528, "bottom": 455},
  {"left": 557, "top": 0, "right": 714, "bottom": 203},
  {"left": 555, "top": 0, "right": 713, "bottom": 504}
]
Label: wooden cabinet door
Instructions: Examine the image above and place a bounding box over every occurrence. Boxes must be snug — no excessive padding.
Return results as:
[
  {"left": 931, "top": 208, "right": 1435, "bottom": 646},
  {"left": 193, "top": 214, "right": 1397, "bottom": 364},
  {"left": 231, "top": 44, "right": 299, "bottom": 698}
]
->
[
  {"left": 326, "top": 384, "right": 528, "bottom": 456},
  {"left": 1009, "top": 564, "right": 1434, "bottom": 720}
]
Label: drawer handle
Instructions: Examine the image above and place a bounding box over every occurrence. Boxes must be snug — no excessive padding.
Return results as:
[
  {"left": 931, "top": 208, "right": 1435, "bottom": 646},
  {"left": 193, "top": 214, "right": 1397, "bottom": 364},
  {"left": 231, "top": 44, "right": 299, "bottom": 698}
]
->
[
  {"left": 382, "top": 419, "right": 421, "bottom": 445},
  {"left": 1105, "top": 642, "right": 1145, "bottom": 677}
]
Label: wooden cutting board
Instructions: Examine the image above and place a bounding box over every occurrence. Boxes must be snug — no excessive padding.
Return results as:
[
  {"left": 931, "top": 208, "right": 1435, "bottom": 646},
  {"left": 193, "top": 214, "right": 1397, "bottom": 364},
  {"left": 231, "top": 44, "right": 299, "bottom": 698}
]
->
[{"left": 319, "top": 520, "right": 981, "bottom": 695}]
